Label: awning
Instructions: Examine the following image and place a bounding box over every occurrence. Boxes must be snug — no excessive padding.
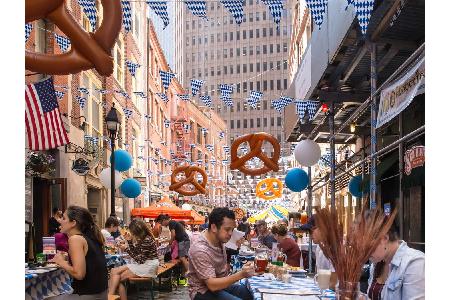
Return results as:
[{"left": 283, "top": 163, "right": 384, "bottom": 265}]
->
[
  {"left": 362, "top": 152, "right": 399, "bottom": 190},
  {"left": 131, "top": 197, "right": 194, "bottom": 220}
]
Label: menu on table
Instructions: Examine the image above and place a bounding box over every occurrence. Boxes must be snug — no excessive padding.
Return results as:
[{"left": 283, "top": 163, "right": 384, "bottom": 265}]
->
[{"left": 42, "top": 237, "right": 56, "bottom": 255}]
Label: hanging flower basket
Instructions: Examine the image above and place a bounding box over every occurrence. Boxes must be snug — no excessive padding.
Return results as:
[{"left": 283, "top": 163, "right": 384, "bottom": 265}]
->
[{"left": 26, "top": 151, "right": 56, "bottom": 177}]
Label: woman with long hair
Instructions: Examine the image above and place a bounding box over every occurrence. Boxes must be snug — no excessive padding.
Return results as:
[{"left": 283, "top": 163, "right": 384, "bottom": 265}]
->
[
  {"left": 271, "top": 224, "right": 301, "bottom": 267},
  {"left": 49, "top": 206, "right": 108, "bottom": 299},
  {"left": 109, "top": 219, "right": 159, "bottom": 300}
]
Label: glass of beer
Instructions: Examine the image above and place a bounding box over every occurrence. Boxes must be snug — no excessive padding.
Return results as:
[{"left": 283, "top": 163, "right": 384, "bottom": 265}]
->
[
  {"left": 300, "top": 212, "right": 308, "bottom": 224},
  {"left": 254, "top": 255, "right": 269, "bottom": 273},
  {"left": 314, "top": 269, "right": 332, "bottom": 296}
]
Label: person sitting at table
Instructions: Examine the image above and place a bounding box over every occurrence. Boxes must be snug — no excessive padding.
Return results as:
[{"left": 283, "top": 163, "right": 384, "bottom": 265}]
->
[
  {"left": 300, "top": 215, "right": 337, "bottom": 289},
  {"left": 101, "top": 216, "right": 120, "bottom": 241},
  {"left": 277, "top": 218, "right": 297, "bottom": 241},
  {"left": 109, "top": 218, "right": 159, "bottom": 300},
  {"left": 49, "top": 208, "right": 63, "bottom": 236},
  {"left": 271, "top": 224, "right": 301, "bottom": 267},
  {"left": 188, "top": 207, "right": 255, "bottom": 300},
  {"left": 255, "top": 220, "right": 277, "bottom": 249},
  {"left": 49, "top": 206, "right": 108, "bottom": 299},
  {"left": 367, "top": 220, "right": 424, "bottom": 300}
]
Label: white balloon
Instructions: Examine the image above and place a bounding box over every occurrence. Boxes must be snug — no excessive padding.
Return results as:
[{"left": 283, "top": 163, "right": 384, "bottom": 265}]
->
[
  {"left": 100, "top": 167, "right": 124, "bottom": 189},
  {"left": 181, "top": 203, "right": 192, "bottom": 211},
  {"left": 294, "top": 139, "right": 321, "bottom": 167}
]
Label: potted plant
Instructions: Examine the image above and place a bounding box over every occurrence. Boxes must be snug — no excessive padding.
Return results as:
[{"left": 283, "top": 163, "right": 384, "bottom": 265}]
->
[{"left": 26, "top": 151, "right": 56, "bottom": 177}]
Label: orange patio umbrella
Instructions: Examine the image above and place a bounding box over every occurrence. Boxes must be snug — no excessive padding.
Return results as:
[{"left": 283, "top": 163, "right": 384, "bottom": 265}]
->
[
  {"left": 187, "top": 209, "right": 206, "bottom": 225},
  {"left": 131, "top": 197, "right": 194, "bottom": 220}
]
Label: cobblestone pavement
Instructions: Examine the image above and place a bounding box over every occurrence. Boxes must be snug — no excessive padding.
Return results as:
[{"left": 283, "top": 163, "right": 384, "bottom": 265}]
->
[{"left": 127, "top": 285, "right": 190, "bottom": 300}]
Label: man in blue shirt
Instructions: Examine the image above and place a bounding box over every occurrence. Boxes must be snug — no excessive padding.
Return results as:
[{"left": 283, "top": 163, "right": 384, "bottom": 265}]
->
[{"left": 199, "top": 216, "right": 209, "bottom": 231}]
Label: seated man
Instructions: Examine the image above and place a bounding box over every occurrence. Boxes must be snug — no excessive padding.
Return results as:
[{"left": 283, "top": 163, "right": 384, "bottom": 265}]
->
[
  {"left": 256, "top": 220, "right": 277, "bottom": 249},
  {"left": 188, "top": 207, "right": 254, "bottom": 300},
  {"left": 101, "top": 216, "right": 120, "bottom": 240}
]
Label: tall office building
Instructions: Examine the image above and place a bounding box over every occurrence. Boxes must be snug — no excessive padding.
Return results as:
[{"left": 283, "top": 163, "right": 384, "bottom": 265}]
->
[
  {"left": 175, "top": 0, "right": 292, "bottom": 155},
  {"left": 149, "top": 2, "right": 176, "bottom": 69}
]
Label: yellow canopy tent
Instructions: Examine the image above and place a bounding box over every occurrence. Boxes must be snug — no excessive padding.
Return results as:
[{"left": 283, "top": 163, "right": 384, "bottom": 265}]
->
[{"left": 248, "top": 205, "right": 289, "bottom": 224}]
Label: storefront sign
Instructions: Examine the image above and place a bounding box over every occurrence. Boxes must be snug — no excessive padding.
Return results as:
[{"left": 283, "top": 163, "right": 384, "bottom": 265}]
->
[
  {"left": 384, "top": 203, "right": 391, "bottom": 216},
  {"left": 376, "top": 57, "right": 425, "bottom": 128},
  {"left": 404, "top": 145, "right": 425, "bottom": 175}
]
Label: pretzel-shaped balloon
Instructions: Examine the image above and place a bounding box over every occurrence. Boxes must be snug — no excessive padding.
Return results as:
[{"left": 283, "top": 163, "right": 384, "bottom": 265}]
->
[
  {"left": 230, "top": 132, "right": 280, "bottom": 176},
  {"left": 169, "top": 165, "right": 208, "bottom": 196},
  {"left": 25, "top": 0, "right": 122, "bottom": 76},
  {"left": 233, "top": 208, "right": 245, "bottom": 220},
  {"left": 256, "top": 178, "right": 283, "bottom": 200}
]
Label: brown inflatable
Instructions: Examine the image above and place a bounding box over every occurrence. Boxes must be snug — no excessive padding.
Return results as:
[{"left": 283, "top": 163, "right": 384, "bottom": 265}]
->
[
  {"left": 230, "top": 132, "right": 280, "bottom": 176},
  {"left": 169, "top": 165, "right": 208, "bottom": 196},
  {"left": 25, "top": 0, "right": 122, "bottom": 76}
]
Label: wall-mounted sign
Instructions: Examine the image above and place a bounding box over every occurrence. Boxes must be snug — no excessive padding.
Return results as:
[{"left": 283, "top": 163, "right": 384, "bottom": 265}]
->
[
  {"left": 72, "top": 158, "right": 90, "bottom": 176},
  {"left": 404, "top": 145, "right": 425, "bottom": 175},
  {"left": 377, "top": 57, "right": 425, "bottom": 128},
  {"left": 384, "top": 203, "right": 391, "bottom": 216}
]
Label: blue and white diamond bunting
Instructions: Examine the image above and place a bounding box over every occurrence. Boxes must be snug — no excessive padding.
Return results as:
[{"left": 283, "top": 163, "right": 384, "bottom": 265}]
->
[
  {"left": 78, "top": 87, "right": 90, "bottom": 95},
  {"left": 78, "top": 0, "right": 97, "bottom": 30},
  {"left": 272, "top": 96, "right": 293, "bottom": 112},
  {"left": 206, "top": 144, "right": 214, "bottom": 152},
  {"left": 177, "top": 94, "right": 191, "bottom": 101},
  {"left": 261, "top": 0, "right": 284, "bottom": 27},
  {"left": 219, "top": 132, "right": 225, "bottom": 139},
  {"left": 305, "top": 0, "right": 328, "bottom": 28},
  {"left": 146, "top": 1, "right": 170, "bottom": 29},
  {"left": 133, "top": 92, "right": 146, "bottom": 98},
  {"left": 307, "top": 101, "right": 320, "bottom": 120},
  {"left": 121, "top": 1, "right": 132, "bottom": 33},
  {"left": 200, "top": 95, "right": 212, "bottom": 107},
  {"left": 25, "top": 23, "right": 33, "bottom": 43},
  {"left": 185, "top": 0, "right": 208, "bottom": 19},
  {"left": 76, "top": 96, "right": 86, "bottom": 109},
  {"left": 156, "top": 93, "right": 169, "bottom": 103},
  {"left": 123, "top": 108, "right": 133, "bottom": 119},
  {"left": 220, "top": 84, "right": 234, "bottom": 107},
  {"left": 164, "top": 119, "right": 171, "bottom": 128},
  {"left": 125, "top": 60, "right": 140, "bottom": 77},
  {"left": 354, "top": 0, "right": 375, "bottom": 35},
  {"left": 55, "top": 91, "right": 66, "bottom": 100},
  {"left": 159, "top": 71, "right": 176, "bottom": 90},
  {"left": 190, "top": 79, "right": 204, "bottom": 96},
  {"left": 247, "top": 90, "right": 263, "bottom": 109},
  {"left": 295, "top": 100, "right": 309, "bottom": 119},
  {"left": 220, "top": 0, "right": 245, "bottom": 25},
  {"left": 54, "top": 33, "right": 71, "bottom": 53}
]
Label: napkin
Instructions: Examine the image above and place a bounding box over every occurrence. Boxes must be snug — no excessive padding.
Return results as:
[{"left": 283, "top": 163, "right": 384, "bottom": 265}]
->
[{"left": 224, "top": 229, "right": 245, "bottom": 250}]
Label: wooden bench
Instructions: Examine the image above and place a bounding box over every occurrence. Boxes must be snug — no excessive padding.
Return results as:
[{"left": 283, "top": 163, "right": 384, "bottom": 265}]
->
[{"left": 108, "top": 296, "right": 120, "bottom": 300}]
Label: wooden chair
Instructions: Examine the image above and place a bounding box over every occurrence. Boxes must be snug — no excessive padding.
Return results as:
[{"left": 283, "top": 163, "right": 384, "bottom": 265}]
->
[{"left": 128, "top": 276, "right": 155, "bottom": 300}]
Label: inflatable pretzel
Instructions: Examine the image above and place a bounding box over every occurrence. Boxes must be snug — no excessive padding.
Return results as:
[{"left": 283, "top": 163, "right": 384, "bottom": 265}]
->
[
  {"left": 169, "top": 165, "right": 208, "bottom": 196},
  {"left": 230, "top": 132, "right": 280, "bottom": 176},
  {"left": 25, "top": 0, "right": 122, "bottom": 76},
  {"left": 256, "top": 178, "right": 283, "bottom": 200}
]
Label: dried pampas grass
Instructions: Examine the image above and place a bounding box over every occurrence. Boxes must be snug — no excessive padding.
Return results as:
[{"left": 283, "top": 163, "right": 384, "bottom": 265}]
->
[{"left": 315, "top": 205, "right": 397, "bottom": 293}]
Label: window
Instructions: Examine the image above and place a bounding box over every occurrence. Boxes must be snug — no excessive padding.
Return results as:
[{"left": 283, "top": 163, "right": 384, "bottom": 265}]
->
[
  {"left": 217, "top": 33, "right": 221, "bottom": 42},
  {"left": 257, "top": 118, "right": 261, "bottom": 127},
  {"left": 244, "top": 102, "right": 248, "bottom": 111},
  {"left": 224, "top": 48, "right": 228, "bottom": 58},
  {"left": 284, "top": 79, "right": 288, "bottom": 89},
  {"left": 283, "top": 60, "right": 288, "bottom": 70},
  {"left": 244, "top": 119, "right": 248, "bottom": 128},
  {"left": 250, "top": 81, "right": 254, "bottom": 90},
  {"left": 192, "top": 53, "right": 195, "bottom": 62},
  {"left": 211, "top": 34, "right": 214, "bottom": 43},
  {"left": 204, "top": 36, "right": 208, "bottom": 44},
  {"left": 230, "top": 65, "right": 234, "bottom": 74},
  {"left": 224, "top": 66, "right": 228, "bottom": 75},
  {"left": 243, "top": 82, "right": 247, "bottom": 92},
  {"left": 263, "top": 100, "right": 268, "bottom": 110},
  {"left": 81, "top": 72, "right": 103, "bottom": 142},
  {"left": 263, "top": 62, "right": 267, "bottom": 71},
  {"left": 277, "top": 134, "right": 282, "bottom": 142},
  {"left": 270, "top": 44, "right": 274, "bottom": 54},
  {"left": 250, "top": 30, "right": 253, "bottom": 38},
  {"left": 186, "top": 37, "right": 189, "bottom": 47},
  {"left": 237, "top": 83, "right": 241, "bottom": 93},
  {"left": 263, "top": 28, "right": 267, "bottom": 37},
  {"left": 277, "top": 44, "right": 281, "bottom": 53},
  {"left": 263, "top": 11, "right": 267, "bottom": 20},
  {"left": 270, "top": 80, "right": 274, "bottom": 90},
  {"left": 263, "top": 80, "right": 267, "bottom": 91},
  {"left": 277, "top": 117, "right": 282, "bottom": 126},
  {"left": 224, "top": 32, "right": 227, "bottom": 42},
  {"left": 257, "top": 81, "right": 261, "bottom": 90},
  {"left": 283, "top": 26, "right": 288, "bottom": 36},
  {"left": 250, "top": 63, "right": 254, "bottom": 72},
  {"left": 217, "top": 66, "right": 221, "bottom": 76},
  {"left": 276, "top": 27, "right": 280, "bottom": 37},
  {"left": 198, "top": 36, "right": 202, "bottom": 45},
  {"left": 243, "top": 30, "right": 246, "bottom": 39},
  {"left": 243, "top": 47, "right": 247, "bottom": 56},
  {"left": 237, "top": 120, "right": 241, "bottom": 128},
  {"left": 270, "top": 61, "right": 274, "bottom": 70},
  {"left": 277, "top": 80, "right": 281, "bottom": 90},
  {"left": 263, "top": 118, "right": 267, "bottom": 127},
  {"left": 204, "top": 68, "right": 208, "bottom": 77},
  {"left": 269, "top": 28, "right": 273, "bottom": 36},
  {"left": 256, "top": 12, "right": 260, "bottom": 21},
  {"left": 192, "top": 36, "right": 195, "bottom": 46},
  {"left": 114, "top": 37, "right": 124, "bottom": 87},
  {"left": 256, "top": 46, "right": 260, "bottom": 55},
  {"left": 263, "top": 45, "right": 267, "bottom": 54},
  {"left": 230, "top": 32, "right": 233, "bottom": 41},
  {"left": 271, "top": 117, "right": 274, "bottom": 126},
  {"left": 250, "top": 119, "right": 254, "bottom": 128},
  {"left": 204, "top": 51, "right": 208, "bottom": 60},
  {"left": 243, "top": 64, "right": 247, "bottom": 73},
  {"left": 230, "top": 120, "right": 234, "bottom": 129},
  {"left": 237, "top": 102, "right": 241, "bottom": 112},
  {"left": 249, "top": 46, "right": 254, "bottom": 55},
  {"left": 192, "top": 20, "right": 196, "bottom": 29},
  {"left": 236, "top": 31, "right": 240, "bottom": 40},
  {"left": 230, "top": 48, "right": 234, "bottom": 57},
  {"left": 256, "top": 29, "right": 260, "bottom": 38},
  {"left": 186, "top": 21, "right": 189, "bottom": 30},
  {"left": 237, "top": 64, "right": 240, "bottom": 74},
  {"left": 237, "top": 48, "right": 240, "bottom": 56},
  {"left": 249, "top": 13, "right": 253, "bottom": 22},
  {"left": 217, "top": 50, "right": 221, "bottom": 59},
  {"left": 211, "top": 67, "right": 214, "bottom": 76},
  {"left": 283, "top": 42, "right": 288, "bottom": 52},
  {"left": 277, "top": 61, "right": 281, "bottom": 70}
]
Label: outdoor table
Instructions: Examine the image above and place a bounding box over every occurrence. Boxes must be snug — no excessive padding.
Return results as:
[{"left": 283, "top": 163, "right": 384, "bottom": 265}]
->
[
  {"left": 25, "top": 267, "right": 73, "bottom": 300},
  {"left": 299, "top": 243, "right": 317, "bottom": 252},
  {"left": 244, "top": 274, "right": 335, "bottom": 300},
  {"left": 105, "top": 253, "right": 127, "bottom": 268},
  {"left": 157, "top": 244, "right": 170, "bottom": 257}
]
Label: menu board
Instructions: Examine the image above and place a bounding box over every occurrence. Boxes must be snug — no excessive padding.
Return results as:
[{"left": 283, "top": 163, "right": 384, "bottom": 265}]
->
[
  {"left": 25, "top": 177, "right": 33, "bottom": 223},
  {"left": 43, "top": 237, "right": 56, "bottom": 255}
]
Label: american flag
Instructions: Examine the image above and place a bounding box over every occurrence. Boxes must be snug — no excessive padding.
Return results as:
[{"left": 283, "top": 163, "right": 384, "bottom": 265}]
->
[{"left": 25, "top": 77, "right": 69, "bottom": 150}]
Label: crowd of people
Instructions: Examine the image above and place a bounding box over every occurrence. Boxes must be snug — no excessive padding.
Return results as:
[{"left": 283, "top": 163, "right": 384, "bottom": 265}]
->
[{"left": 44, "top": 205, "right": 424, "bottom": 300}]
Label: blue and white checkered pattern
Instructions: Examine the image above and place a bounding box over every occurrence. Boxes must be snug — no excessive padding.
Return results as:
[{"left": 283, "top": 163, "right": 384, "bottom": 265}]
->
[
  {"left": 95, "top": 88, "right": 109, "bottom": 94},
  {"left": 76, "top": 96, "right": 86, "bottom": 109},
  {"left": 54, "top": 33, "right": 71, "bottom": 53},
  {"left": 247, "top": 90, "right": 263, "bottom": 109},
  {"left": 184, "top": 124, "right": 191, "bottom": 132},
  {"left": 115, "top": 89, "right": 130, "bottom": 99},
  {"left": 156, "top": 92, "right": 169, "bottom": 103},
  {"left": 177, "top": 94, "right": 191, "bottom": 101},
  {"left": 185, "top": 1, "right": 208, "bottom": 19},
  {"left": 219, "top": 131, "right": 225, "bottom": 139},
  {"left": 164, "top": 119, "right": 171, "bottom": 128},
  {"left": 295, "top": 100, "right": 309, "bottom": 119},
  {"left": 133, "top": 91, "right": 146, "bottom": 98},
  {"left": 345, "top": 0, "right": 355, "bottom": 10},
  {"left": 200, "top": 95, "right": 212, "bottom": 107},
  {"left": 223, "top": 145, "right": 230, "bottom": 154},
  {"left": 146, "top": 1, "right": 170, "bottom": 29},
  {"left": 26, "top": 268, "right": 73, "bottom": 300},
  {"left": 123, "top": 108, "right": 133, "bottom": 119},
  {"left": 305, "top": 0, "right": 328, "bottom": 28},
  {"left": 220, "top": 84, "right": 234, "bottom": 107},
  {"left": 54, "top": 91, "right": 66, "bottom": 100},
  {"left": 159, "top": 70, "right": 176, "bottom": 90},
  {"left": 210, "top": 158, "right": 216, "bottom": 165},
  {"left": 190, "top": 79, "right": 204, "bottom": 96},
  {"left": 244, "top": 276, "right": 335, "bottom": 300},
  {"left": 261, "top": 0, "right": 284, "bottom": 27},
  {"left": 144, "top": 114, "right": 152, "bottom": 119},
  {"left": 121, "top": 1, "right": 132, "bottom": 33},
  {"left": 354, "top": 0, "right": 375, "bottom": 35},
  {"left": 78, "top": 87, "right": 89, "bottom": 95},
  {"left": 201, "top": 128, "right": 208, "bottom": 136},
  {"left": 272, "top": 96, "right": 293, "bottom": 112},
  {"left": 205, "top": 144, "right": 214, "bottom": 152},
  {"left": 78, "top": 0, "right": 97, "bottom": 30},
  {"left": 25, "top": 23, "right": 33, "bottom": 43},
  {"left": 222, "top": 159, "right": 230, "bottom": 166},
  {"left": 220, "top": 0, "right": 245, "bottom": 25},
  {"left": 307, "top": 100, "right": 320, "bottom": 120},
  {"left": 125, "top": 60, "right": 140, "bottom": 77}
]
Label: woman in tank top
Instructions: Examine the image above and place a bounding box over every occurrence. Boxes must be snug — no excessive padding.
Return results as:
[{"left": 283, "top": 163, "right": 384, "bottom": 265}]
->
[{"left": 50, "top": 206, "right": 108, "bottom": 299}]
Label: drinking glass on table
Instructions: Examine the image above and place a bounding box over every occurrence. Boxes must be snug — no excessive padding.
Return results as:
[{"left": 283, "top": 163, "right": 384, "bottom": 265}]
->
[{"left": 314, "top": 269, "right": 332, "bottom": 297}]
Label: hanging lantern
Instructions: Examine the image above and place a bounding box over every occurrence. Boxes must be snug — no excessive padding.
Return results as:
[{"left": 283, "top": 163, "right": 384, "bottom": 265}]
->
[{"left": 321, "top": 103, "right": 329, "bottom": 113}]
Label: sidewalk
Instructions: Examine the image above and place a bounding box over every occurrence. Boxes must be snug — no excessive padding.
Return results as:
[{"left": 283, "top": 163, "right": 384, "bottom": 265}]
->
[{"left": 128, "top": 285, "right": 189, "bottom": 299}]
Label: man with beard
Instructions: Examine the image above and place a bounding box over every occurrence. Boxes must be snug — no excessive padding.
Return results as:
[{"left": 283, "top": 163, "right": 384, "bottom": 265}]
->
[{"left": 188, "top": 207, "right": 254, "bottom": 300}]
